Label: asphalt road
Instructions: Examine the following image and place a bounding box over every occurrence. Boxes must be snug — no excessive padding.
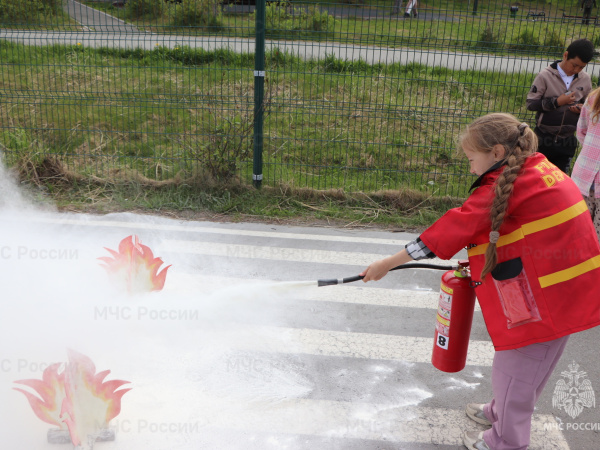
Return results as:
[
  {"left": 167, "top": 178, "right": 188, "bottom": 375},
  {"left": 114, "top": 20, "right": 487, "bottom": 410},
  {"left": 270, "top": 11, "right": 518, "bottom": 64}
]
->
[{"left": 1, "top": 206, "right": 598, "bottom": 449}]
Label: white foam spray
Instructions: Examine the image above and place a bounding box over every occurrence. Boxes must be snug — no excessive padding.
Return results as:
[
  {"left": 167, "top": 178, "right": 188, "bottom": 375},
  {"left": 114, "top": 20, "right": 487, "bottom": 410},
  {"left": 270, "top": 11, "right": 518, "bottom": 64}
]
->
[
  {"left": 0, "top": 161, "right": 319, "bottom": 449},
  {"left": 0, "top": 156, "right": 429, "bottom": 449}
]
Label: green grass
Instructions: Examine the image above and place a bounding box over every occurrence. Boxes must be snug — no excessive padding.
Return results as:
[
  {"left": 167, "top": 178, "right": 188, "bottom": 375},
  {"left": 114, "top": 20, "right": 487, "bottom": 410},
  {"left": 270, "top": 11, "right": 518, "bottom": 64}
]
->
[
  {"left": 21, "top": 175, "right": 462, "bottom": 230},
  {"left": 0, "top": 1, "right": 82, "bottom": 30},
  {"left": 1, "top": 0, "right": 596, "bottom": 227},
  {"left": 0, "top": 40, "right": 560, "bottom": 202}
]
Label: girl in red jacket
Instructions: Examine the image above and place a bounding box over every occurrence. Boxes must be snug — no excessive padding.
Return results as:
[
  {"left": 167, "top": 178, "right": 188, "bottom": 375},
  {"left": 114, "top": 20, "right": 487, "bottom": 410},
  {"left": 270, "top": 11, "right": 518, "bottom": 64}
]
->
[{"left": 361, "top": 113, "right": 600, "bottom": 450}]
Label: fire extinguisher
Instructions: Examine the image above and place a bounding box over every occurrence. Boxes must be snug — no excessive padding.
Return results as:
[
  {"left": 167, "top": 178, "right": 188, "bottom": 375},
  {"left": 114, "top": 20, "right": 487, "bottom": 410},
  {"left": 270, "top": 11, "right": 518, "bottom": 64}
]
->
[{"left": 431, "top": 261, "right": 476, "bottom": 373}]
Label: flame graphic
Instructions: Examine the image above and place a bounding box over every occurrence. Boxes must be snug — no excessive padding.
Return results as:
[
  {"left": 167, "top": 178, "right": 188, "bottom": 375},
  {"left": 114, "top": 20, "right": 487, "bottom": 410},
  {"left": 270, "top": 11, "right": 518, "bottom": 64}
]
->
[
  {"left": 14, "top": 350, "right": 131, "bottom": 448},
  {"left": 13, "top": 362, "right": 67, "bottom": 428},
  {"left": 99, "top": 235, "right": 171, "bottom": 293}
]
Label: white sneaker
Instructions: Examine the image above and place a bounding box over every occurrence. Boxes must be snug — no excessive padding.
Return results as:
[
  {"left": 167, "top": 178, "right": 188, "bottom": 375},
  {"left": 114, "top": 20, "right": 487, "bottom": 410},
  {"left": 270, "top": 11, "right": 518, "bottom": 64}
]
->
[
  {"left": 465, "top": 403, "right": 492, "bottom": 427},
  {"left": 463, "top": 430, "right": 491, "bottom": 450}
]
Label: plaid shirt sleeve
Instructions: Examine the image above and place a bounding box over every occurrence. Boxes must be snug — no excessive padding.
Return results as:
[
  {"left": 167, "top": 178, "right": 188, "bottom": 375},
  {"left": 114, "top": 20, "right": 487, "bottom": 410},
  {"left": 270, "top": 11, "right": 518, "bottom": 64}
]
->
[{"left": 405, "top": 237, "right": 436, "bottom": 260}]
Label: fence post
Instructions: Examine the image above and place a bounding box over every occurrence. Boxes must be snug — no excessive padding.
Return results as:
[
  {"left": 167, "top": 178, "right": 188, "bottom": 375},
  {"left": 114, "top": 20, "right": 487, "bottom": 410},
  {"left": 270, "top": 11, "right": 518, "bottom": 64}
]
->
[{"left": 253, "top": 0, "right": 266, "bottom": 189}]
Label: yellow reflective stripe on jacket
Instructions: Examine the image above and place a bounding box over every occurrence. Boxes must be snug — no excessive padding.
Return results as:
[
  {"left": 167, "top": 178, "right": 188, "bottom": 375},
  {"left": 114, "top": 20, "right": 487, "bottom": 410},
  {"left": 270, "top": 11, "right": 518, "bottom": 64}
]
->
[
  {"left": 467, "top": 200, "right": 588, "bottom": 257},
  {"left": 521, "top": 200, "right": 588, "bottom": 235},
  {"left": 538, "top": 255, "right": 600, "bottom": 288}
]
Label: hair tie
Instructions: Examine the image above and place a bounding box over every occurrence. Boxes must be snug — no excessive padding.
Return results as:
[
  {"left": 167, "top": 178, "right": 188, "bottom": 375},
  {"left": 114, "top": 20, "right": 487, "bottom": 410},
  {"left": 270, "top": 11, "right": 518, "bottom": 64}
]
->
[
  {"left": 518, "top": 122, "right": 529, "bottom": 135},
  {"left": 489, "top": 231, "right": 500, "bottom": 244}
]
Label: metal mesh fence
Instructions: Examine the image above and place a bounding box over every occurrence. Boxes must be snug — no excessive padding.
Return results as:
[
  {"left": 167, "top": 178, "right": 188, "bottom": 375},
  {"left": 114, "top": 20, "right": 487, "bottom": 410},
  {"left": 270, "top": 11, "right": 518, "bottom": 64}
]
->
[{"left": 1, "top": 0, "right": 599, "bottom": 197}]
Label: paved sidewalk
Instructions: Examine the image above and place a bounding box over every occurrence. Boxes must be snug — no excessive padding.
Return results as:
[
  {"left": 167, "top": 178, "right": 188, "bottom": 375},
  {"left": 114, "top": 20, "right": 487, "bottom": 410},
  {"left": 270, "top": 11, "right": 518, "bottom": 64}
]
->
[
  {"left": 3, "top": 27, "right": 596, "bottom": 76},
  {"left": 64, "top": 0, "right": 139, "bottom": 32}
]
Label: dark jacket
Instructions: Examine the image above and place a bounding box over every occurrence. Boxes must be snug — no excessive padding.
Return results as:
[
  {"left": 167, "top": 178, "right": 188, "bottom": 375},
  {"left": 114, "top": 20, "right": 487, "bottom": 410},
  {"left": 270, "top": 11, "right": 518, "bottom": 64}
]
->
[{"left": 526, "top": 61, "right": 592, "bottom": 138}]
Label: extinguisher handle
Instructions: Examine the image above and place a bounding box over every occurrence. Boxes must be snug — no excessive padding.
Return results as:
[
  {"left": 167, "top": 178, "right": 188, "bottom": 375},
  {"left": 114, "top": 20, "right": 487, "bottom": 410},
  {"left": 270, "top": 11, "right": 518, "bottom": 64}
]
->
[
  {"left": 317, "top": 263, "right": 455, "bottom": 286},
  {"left": 343, "top": 275, "right": 364, "bottom": 283}
]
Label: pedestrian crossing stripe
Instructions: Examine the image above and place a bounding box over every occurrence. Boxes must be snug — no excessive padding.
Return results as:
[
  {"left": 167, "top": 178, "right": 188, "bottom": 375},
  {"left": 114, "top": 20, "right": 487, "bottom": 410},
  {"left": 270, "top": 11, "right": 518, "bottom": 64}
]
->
[
  {"left": 30, "top": 216, "right": 411, "bottom": 246},
  {"left": 163, "top": 239, "right": 459, "bottom": 268}
]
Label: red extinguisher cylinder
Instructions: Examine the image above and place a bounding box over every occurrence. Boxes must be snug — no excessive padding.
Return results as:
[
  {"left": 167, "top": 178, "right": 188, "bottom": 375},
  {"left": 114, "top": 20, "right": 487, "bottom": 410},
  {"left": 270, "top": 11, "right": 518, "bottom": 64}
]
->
[{"left": 431, "top": 269, "right": 477, "bottom": 373}]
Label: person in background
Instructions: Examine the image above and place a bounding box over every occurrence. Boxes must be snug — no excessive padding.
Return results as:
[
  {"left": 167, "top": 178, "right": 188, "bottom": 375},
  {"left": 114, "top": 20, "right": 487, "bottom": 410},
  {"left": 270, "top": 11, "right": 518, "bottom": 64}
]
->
[
  {"left": 573, "top": 87, "right": 600, "bottom": 242},
  {"left": 581, "top": 0, "right": 597, "bottom": 25},
  {"left": 526, "top": 39, "right": 594, "bottom": 173},
  {"left": 360, "top": 113, "right": 600, "bottom": 450},
  {"left": 404, "top": 0, "right": 418, "bottom": 18}
]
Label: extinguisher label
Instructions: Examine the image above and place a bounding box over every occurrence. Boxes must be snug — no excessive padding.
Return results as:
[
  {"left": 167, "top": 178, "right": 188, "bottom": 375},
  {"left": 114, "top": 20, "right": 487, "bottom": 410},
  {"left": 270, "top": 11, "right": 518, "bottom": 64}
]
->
[
  {"left": 439, "top": 290, "right": 452, "bottom": 308},
  {"left": 441, "top": 284, "right": 453, "bottom": 295},
  {"left": 436, "top": 331, "right": 450, "bottom": 350},
  {"left": 438, "top": 305, "right": 451, "bottom": 321},
  {"left": 436, "top": 282, "right": 453, "bottom": 350},
  {"left": 437, "top": 313, "right": 450, "bottom": 326},
  {"left": 436, "top": 319, "right": 450, "bottom": 336}
]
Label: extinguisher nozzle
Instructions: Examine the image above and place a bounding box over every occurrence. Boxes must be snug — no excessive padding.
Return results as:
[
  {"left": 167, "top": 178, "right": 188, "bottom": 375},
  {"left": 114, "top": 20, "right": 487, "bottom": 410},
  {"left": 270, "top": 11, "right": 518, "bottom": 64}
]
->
[{"left": 317, "top": 278, "right": 340, "bottom": 287}]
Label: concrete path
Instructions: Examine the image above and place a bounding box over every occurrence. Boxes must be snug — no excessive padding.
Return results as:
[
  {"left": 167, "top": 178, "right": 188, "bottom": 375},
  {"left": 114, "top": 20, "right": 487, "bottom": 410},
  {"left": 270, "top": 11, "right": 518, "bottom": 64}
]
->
[
  {"left": 64, "top": 0, "right": 140, "bottom": 33},
  {"left": 3, "top": 28, "right": 596, "bottom": 76}
]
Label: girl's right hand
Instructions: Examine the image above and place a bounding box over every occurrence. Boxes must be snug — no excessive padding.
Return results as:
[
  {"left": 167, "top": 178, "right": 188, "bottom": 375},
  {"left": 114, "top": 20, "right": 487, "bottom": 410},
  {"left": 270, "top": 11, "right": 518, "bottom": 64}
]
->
[
  {"left": 360, "top": 258, "right": 393, "bottom": 282},
  {"left": 360, "top": 248, "right": 414, "bottom": 283}
]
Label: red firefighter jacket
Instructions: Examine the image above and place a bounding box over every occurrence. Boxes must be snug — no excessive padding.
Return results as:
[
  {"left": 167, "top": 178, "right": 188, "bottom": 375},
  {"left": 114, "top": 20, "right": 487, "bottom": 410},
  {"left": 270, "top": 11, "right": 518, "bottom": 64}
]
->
[{"left": 420, "top": 152, "right": 600, "bottom": 351}]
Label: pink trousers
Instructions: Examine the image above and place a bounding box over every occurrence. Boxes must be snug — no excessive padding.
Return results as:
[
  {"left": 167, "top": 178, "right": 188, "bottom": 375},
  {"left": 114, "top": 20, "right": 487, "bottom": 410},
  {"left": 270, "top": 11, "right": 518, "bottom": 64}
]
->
[{"left": 482, "top": 335, "right": 570, "bottom": 450}]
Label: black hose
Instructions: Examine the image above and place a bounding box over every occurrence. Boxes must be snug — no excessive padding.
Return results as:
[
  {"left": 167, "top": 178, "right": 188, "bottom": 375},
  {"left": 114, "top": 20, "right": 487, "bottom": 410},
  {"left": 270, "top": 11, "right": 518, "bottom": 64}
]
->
[{"left": 317, "top": 263, "right": 455, "bottom": 287}]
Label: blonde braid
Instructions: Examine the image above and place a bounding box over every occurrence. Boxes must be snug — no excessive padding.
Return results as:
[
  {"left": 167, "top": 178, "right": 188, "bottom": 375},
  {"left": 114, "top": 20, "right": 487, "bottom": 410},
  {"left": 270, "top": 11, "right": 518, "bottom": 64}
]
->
[
  {"left": 480, "top": 147, "right": 527, "bottom": 279},
  {"left": 459, "top": 114, "right": 537, "bottom": 280}
]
